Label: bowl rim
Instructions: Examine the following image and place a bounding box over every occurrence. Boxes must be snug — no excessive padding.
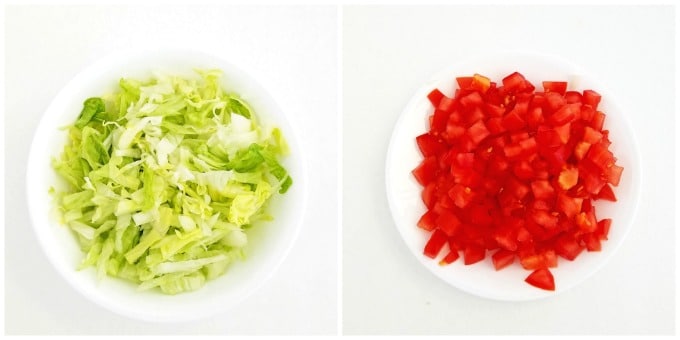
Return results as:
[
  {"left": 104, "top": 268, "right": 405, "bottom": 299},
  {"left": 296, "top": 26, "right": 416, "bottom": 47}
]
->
[{"left": 25, "top": 47, "right": 309, "bottom": 322}]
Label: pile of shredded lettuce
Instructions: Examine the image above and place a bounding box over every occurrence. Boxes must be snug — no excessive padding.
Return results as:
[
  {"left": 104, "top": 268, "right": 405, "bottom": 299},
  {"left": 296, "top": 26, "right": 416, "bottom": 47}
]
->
[{"left": 51, "top": 69, "right": 292, "bottom": 294}]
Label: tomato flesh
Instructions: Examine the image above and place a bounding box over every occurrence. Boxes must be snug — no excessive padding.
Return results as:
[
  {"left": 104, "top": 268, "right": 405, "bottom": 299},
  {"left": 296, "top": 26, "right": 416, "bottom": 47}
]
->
[
  {"left": 525, "top": 268, "right": 555, "bottom": 291},
  {"left": 414, "top": 71, "right": 624, "bottom": 291}
]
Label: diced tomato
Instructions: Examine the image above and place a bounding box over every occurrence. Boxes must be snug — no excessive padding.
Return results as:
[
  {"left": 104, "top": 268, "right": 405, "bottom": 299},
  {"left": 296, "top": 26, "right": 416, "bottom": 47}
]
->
[
  {"left": 456, "top": 76, "right": 474, "bottom": 89},
  {"left": 576, "top": 211, "right": 597, "bottom": 233},
  {"left": 590, "top": 111, "right": 606, "bottom": 131},
  {"left": 530, "top": 180, "right": 555, "bottom": 200},
  {"left": 431, "top": 109, "right": 449, "bottom": 132},
  {"left": 460, "top": 91, "right": 484, "bottom": 109},
  {"left": 525, "top": 268, "right": 555, "bottom": 291},
  {"left": 438, "top": 96, "right": 457, "bottom": 113},
  {"left": 595, "top": 219, "right": 612, "bottom": 240},
  {"left": 470, "top": 74, "right": 491, "bottom": 93},
  {"left": 503, "top": 72, "right": 530, "bottom": 93},
  {"left": 542, "top": 81, "right": 567, "bottom": 95},
  {"left": 463, "top": 244, "right": 486, "bottom": 265},
  {"left": 417, "top": 210, "right": 438, "bottom": 231},
  {"left": 582, "top": 233, "right": 602, "bottom": 251},
  {"left": 595, "top": 184, "right": 617, "bottom": 201},
  {"left": 422, "top": 182, "right": 436, "bottom": 208},
  {"left": 573, "top": 141, "right": 591, "bottom": 161},
  {"left": 554, "top": 123, "right": 571, "bottom": 144},
  {"left": 415, "top": 72, "right": 623, "bottom": 291},
  {"left": 416, "top": 133, "right": 447, "bottom": 157},
  {"left": 492, "top": 249, "right": 515, "bottom": 270},
  {"left": 545, "top": 92, "right": 566, "bottom": 113},
  {"left": 557, "top": 193, "right": 583, "bottom": 219},
  {"left": 582, "top": 90, "right": 602, "bottom": 109},
  {"left": 424, "top": 229, "right": 448, "bottom": 259},
  {"left": 436, "top": 210, "right": 462, "bottom": 236},
  {"left": 519, "top": 250, "right": 556, "bottom": 270},
  {"left": 558, "top": 167, "right": 579, "bottom": 190},
  {"left": 467, "top": 120, "right": 490, "bottom": 144},
  {"left": 582, "top": 126, "right": 603, "bottom": 144},
  {"left": 564, "top": 91, "right": 582, "bottom": 104},
  {"left": 606, "top": 164, "right": 624, "bottom": 186},
  {"left": 439, "top": 249, "right": 460, "bottom": 265},
  {"left": 550, "top": 103, "right": 579, "bottom": 126},
  {"left": 554, "top": 234, "right": 584, "bottom": 261},
  {"left": 448, "top": 184, "right": 474, "bottom": 208},
  {"left": 412, "top": 156, "right": 438, "bottom": 186},
  {"left": 530, "top": 210, "right": 558, "bottom": 229},
  {"left": 484, "top": 103, "right": 505, "bottom": 117},
  {"left": 526, "top": 106, "right": 544, "bottom": 128},
  {"left": 428, "top": 89, "right": 445, "bottom": 107}
]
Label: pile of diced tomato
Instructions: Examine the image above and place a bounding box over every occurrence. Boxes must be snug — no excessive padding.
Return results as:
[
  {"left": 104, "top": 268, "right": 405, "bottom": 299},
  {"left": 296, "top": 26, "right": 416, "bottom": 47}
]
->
[{"left": 412, "top": 72, "right": 623, "bottom": 291}]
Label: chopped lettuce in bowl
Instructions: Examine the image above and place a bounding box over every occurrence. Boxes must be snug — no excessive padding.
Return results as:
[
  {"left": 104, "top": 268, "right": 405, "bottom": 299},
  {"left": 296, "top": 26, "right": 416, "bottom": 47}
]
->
[{"left": 27, "top": 49, "right": 306, "bottom": 321}]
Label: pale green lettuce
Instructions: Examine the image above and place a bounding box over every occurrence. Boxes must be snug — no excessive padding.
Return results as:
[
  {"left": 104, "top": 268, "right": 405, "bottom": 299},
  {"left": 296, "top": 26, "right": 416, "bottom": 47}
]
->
[{"left": 52, "top": 70, "right": 292, "bottom": 294}]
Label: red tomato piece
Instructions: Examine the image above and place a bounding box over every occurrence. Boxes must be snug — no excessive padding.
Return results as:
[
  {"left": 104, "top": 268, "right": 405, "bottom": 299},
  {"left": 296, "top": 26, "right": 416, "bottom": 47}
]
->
[
  {"left": 582, "top": 233, "right": 602, "bottom": 251},
  {"left": 502, "top": 72, "right": 532, "bottom": 93},
  {"left": 470, "top": 74, "right": 491, "bottom": 93},
  {"left": 590, "top": 111, "right": 606, "bottom": 131},
  {"left": 542, "top": 81, "right": 568, "bottom": 95},
  {"left": 564, "top": 91, "right": 583, "bottom": 104},
  {"left": 467, "top": 120, "right": 491, "bottom": 145},
  {"left": 557, "top": 193, "right": 583, "bottom": 219},
  {"left": 582, "top": 126, "right": 604, "bottom": 144},
  {"left": 606, "top": 164, "right": 624, "bottom": 186},
  {"left": 427, "top": 89, "right": 445, "bottom": 107},
  {"left": 530, "top": 210, "right": 558, "bottom": 229},
  {"left": 576, "top": 210, "right": 597, "bottom": 233},
  {"left": 595, "top": 183, "right": 617, "bottom": 201},
  {"left": 531, "top": 180, "right": 555, "bottom": 200},
  {"left": 502, "top": 111, "right": 526, "bottom": 131},
  {"left": 436, "top": 210, "right": 462, "bottom": 236},
  {"left": 545, "top": 92, "right": 566, "bottom": 113},
  {"left": 456, "top": 76, "right": 474, "bottom": 89},
  {"left": 464, "top": 245, "right": 486, "bottom": 265},
  {"left": 424, "top": 229, "right": 448, "bottom": 259},
  {"left": 460, "top": 91, "right": 484, "bottom": 108},
  {"left": 492, "top": 249, "right": 515, "bottom": 270},
  {"left": 439, "top": 249, "right": 460, "bottom": 265},
  {"left": 412, "top": 156, "right": 438, "bottom": 186},
  {"left": 416, "top": 72, "right": 623, "bottom": 292},
  {"left": 573, "top": 141, "right": 591, "bottom": 161},
  {"left": 554, "top": 234, "right": 584, "bottom": 261},
  {"left": 421, "top": 182, "right": 436, "bottom": 208},
  {"left": 448, "top": 184, "right": 474, "bottom": 208},
  {"left": 550, "top": 104, "right": 579, "bottom": 126},
  {"left": 417, "top": 210, "right": 438, "bottom": 231},
  {"left": 582, "top": 89, "right": 602, "bottom": 109},
  {"left": 558, "top": 167, "right": 579, "bottom": 190},
  {"left": 416, "top": 133, "right": 447, "bottom": 157},
  {"left": 596, "top": 219, "right": 612, "bottom": 240},
  {"left": 525, "top": 268, "right": 555, "bottom": 291}
]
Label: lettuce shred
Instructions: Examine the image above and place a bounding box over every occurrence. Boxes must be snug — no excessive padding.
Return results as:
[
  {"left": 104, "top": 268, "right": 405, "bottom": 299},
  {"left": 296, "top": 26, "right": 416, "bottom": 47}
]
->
[{"left": 51, "top": 69, "right": 292, "bottom": 294}]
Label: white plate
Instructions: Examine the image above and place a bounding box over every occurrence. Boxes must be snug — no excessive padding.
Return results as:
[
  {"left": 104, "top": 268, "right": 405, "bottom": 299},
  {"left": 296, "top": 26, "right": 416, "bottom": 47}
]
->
[
  {"left": 385, "top": 51, "right": 642, "bottom": 301},
  {"left": 26, "top": 48, "right": 308, "bottom": 321}
]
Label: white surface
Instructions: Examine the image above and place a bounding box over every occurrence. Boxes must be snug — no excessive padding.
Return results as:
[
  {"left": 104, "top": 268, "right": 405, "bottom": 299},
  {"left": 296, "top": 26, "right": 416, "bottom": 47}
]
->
[
  {"left": 385, "top": 51, "right": 642, "bottom": 301},
  {"left": 5, "top": 5, "right": 337, "bottom": 335},
  {"left": 344, "top": 5, "right": 675, "bottom": 335},
  {"left": 25, "top": 49, "right": 309, "bottom": 322}
]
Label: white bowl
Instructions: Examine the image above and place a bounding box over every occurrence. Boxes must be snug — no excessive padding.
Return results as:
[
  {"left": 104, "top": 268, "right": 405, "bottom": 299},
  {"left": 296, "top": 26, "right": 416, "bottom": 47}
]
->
[
  {"left": 26, "top": 48, "right": 308, "bottom": 321},
  {"left": 385, "top": 51, "right": 642, "bottom": 301}
]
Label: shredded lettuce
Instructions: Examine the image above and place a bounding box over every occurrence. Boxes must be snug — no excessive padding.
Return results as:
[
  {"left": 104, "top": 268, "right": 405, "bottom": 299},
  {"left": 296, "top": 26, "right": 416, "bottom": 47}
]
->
[{"left": 52, "top": 69, "right": 292, "bottom": 294}]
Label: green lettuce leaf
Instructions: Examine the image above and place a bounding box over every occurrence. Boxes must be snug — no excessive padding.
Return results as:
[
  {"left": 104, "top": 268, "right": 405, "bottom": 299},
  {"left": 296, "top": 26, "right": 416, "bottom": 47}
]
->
[{"left": 51, "top": 69, "right": 292, "bottom": 294}]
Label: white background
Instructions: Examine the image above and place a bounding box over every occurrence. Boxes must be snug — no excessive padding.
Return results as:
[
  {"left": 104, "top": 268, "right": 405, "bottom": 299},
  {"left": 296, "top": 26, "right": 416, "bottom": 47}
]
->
[
  {"left": 343, "top": 5, "right": 675, "bottom": 335},
  {"left": 4, "top": 5, "right": 337, "bottom": 335}
]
